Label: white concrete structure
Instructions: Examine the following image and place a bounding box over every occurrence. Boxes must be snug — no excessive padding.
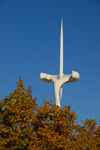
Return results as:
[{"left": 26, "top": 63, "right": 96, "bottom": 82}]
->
[{"left": 40, "top": 18, "right": 80, "bottom": 107}]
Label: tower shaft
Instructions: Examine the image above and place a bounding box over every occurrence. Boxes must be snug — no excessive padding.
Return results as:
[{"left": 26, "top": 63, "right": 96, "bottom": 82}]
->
[
  {"left": 40, "top": 18, "right": 80, "bottom": 107},
  {"left": 60, "top": 18, "right": 63, "bottom": 79}
]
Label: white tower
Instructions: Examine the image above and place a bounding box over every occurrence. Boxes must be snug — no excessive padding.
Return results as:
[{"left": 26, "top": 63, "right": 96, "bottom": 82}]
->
[{"left": 40, "top": 18, "right": 80, "bottom": 107}]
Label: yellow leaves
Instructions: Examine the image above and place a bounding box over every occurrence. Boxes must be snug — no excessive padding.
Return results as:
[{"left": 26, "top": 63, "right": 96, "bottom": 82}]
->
[
  {"left": 96, "top": 126, "right": 100, "bottom": 135},
  {"left": 18, "top": 122, "right": 21, "bottom": 125},
  {"left": 0, "top": 77, "right": 99, "bottom": 150},
  {"left": 50, "top": 99, "right": 52, "bottom": 103}
]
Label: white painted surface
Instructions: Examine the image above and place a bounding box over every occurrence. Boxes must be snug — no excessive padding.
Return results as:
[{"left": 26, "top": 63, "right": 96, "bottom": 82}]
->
[{"left": 40, "top": 18, "right": 80, "bottom": 107}]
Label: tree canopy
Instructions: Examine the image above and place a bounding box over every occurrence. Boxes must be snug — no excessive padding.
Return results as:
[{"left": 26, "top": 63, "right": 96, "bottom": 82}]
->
[{"left": 0, "top": 77, "right": 100, "bottom": 150}]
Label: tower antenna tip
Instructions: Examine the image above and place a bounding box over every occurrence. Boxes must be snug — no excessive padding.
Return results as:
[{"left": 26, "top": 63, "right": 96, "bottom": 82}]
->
[{"left": 61, "top": 17, "right": 63, "bottom": 21}]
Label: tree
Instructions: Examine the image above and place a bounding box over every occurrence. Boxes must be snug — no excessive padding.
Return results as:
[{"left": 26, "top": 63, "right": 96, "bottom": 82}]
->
[{"left": 0, "top": 77, "right": 100, "bottom": 150}]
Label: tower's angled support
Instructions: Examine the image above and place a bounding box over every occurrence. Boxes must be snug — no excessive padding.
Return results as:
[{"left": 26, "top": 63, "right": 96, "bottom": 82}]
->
[{"left": 40, "top": 18, "right": 80, "bottom": 107}]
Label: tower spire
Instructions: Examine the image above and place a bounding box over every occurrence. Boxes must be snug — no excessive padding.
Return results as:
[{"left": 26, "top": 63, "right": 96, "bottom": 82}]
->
[
  {"left": 40, "top": 18, "right": 80, "bottom": 107},
  {"left": 60, "top": 17, "right": 63, "bottom": 79},
  {"left": 59, "top": 18, "right": 63, "bottom": 100}
]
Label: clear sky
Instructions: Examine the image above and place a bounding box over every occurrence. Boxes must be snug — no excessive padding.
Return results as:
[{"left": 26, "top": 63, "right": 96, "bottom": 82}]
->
[{"left": 0, "top": 0, "right": 100, "bottom": 125}]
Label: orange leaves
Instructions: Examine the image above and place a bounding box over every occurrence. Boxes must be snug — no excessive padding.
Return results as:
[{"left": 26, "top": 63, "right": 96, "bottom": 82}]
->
[
  {"left": 0, "top": 77, "right": 100, "bottom": 150},
  {"left": 23, "top": 117, "right": 26, "bottom": 122}
]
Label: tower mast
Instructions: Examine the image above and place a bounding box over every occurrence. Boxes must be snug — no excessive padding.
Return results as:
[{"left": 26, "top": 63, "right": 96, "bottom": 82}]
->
[
  {"left": 40, "top": 18, "right": 80, "bottom": 107},
  {"left": 60, "top": 17, "right": 63, "bottom": 79}
]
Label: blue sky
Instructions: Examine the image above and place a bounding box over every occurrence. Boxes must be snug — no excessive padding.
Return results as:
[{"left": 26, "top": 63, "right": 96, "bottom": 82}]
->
[{"left": 0, "top": 0, "right": 100, "bottom": 125}]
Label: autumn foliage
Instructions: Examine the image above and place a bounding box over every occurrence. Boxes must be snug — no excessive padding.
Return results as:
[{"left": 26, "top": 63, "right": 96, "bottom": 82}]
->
[{"left": 0, "top": 77, "right": 100, "bottom": 150}]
